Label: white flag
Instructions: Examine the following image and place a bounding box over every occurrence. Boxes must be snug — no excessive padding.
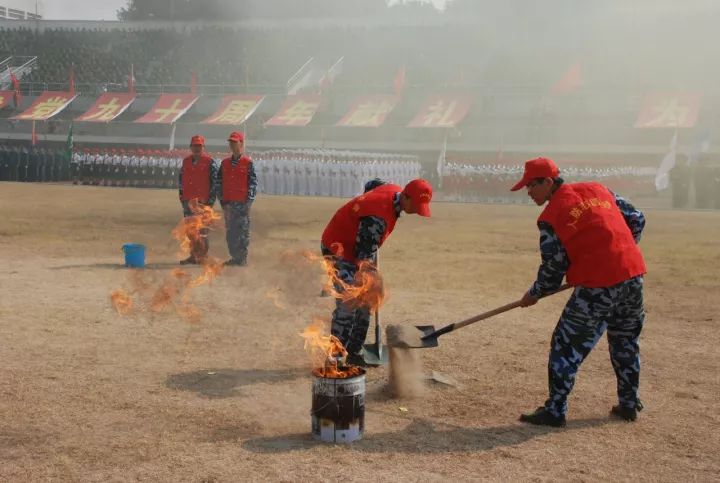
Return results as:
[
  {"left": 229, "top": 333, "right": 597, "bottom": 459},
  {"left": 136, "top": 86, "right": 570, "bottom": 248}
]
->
[
  {"left": 654, "top": 129, "right": 677, "bottom": 191},
  {"left": 436, "top": 134, "right": 447, "bottom": 180},
  {"left": 169, "top": 123, "right": 177, "bottom": 151}
]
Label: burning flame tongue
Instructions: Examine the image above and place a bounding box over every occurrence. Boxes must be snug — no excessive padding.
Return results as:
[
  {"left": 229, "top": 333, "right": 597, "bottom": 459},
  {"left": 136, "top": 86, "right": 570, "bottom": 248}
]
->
[
  {"left": 301, "top": 320, "right": 362, "bottom": 379},
  {"left": 110, "top": 200, "right": 224, "bottom": 323},
  {"left": 171, "top": 199, "right": 223, "bottom": 260},
  {"left": 110, "top": 289, "right": 133, "bottom": 315},
  {"left": 299, "top": 248, "right": 386, "bottom": 312}
]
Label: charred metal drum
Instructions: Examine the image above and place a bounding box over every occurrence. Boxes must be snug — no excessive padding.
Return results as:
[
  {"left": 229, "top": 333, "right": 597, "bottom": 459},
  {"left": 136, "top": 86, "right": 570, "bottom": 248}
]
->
[{"left": 311, "top": 370, "right": 366, "bottom": 443}]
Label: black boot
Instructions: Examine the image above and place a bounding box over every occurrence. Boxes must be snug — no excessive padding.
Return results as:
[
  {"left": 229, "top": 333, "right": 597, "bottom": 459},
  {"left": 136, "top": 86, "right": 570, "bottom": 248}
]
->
[
  {"left": 519, "top": 407, "right": 566, "bottom": 428},
  {"left": 179, "top": 256, "right": 199, "bottom": 265},
  {"left": 611, "top": 400, "right": 643, "bottom": 422}
]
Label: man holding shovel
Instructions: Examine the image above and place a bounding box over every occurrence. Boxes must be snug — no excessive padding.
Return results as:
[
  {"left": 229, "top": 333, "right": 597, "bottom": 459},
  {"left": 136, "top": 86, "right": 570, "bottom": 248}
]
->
[
  {"left": 512, "top": 157, "right": 647, "bottom": 427},
  {"left": 321, "top": 179, "right": 433, "bottom": 366}
]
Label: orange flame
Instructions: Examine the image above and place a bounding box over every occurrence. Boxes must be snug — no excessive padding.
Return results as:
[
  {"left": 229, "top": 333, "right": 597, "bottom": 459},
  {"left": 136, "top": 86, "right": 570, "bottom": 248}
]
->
[
  {"left": 301, "top": 320, "right": 362, "bottom": 378},
  {"left": 299, "top": 248, "right": 386, "bottom": 312},
  {"left": 110, "top": 201, "right": 225, "bottom": 324},
  {"left": 110, "top": 289, "right": 133, "bottom": 315},
  {"left": 171, "top": 199, "right": 223, "bottom": 259},
  {"left": 265, "top": 288, "right": 287, "bottom": 310}
]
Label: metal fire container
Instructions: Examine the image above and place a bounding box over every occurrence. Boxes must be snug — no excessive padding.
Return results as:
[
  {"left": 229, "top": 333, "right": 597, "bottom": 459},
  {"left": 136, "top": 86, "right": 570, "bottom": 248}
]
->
[{"left": 311, "top": 369, "right": 366, "bottom": 443}]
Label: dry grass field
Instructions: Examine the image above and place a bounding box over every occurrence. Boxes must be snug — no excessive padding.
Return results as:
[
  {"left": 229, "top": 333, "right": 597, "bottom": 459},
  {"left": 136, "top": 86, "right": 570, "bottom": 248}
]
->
[{"left": 0, "top": 183, "right": 718, "bottom": 482}]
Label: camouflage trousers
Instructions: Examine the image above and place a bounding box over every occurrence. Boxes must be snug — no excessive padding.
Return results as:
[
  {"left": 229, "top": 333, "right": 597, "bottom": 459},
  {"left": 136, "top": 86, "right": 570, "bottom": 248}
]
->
[
  {"left": 182, "top": 201, "right": 210, "bottom": 260},
  {"left": 544, "top": 276, "right": 645, "bottom": 417},
  {"left": 321, "top": 246, "right": 370, "bottom": 355},
  {"left": 223, "top": 201, "right": 251, "bottom": 263}
]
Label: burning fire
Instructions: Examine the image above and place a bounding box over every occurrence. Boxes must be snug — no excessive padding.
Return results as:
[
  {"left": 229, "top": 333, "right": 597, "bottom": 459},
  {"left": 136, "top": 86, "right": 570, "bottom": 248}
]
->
[
  {"left": 301, "top": 320, "right": 362, "bottom": 378},
  {"left": 110, "top": 201, "right": 224, "bottom": 324},
  {"left": 171, "top": 199, "right": 223, "bottom": 259},
  {"left": 299, "top": 248, "right": 386, "bottom": 312},
  {"left": 110, "top": 289, "right": 133, "bottom": 315}
]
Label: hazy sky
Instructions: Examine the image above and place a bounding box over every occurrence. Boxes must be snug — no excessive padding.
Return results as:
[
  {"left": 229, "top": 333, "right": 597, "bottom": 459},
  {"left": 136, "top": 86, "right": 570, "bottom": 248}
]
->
[{"left": 40, "top": 0, "right": 447, "bottom": 20}]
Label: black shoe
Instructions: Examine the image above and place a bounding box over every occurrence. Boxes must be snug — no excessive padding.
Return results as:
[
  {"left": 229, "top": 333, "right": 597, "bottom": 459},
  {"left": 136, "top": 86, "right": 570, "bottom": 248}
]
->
[
  {"left": 519, "top": 407, "right": 566, "bottom": 427},
  {"left": 611, "top": 400, "right": 643, "bottom": 422},
  {"left": 345, "top": 352, "right": 367, "bottom": 367},
  {"left": 224, "top": 258, "right": 246, "bottom": 266},
  {"left": 179, "top": 256, "right": 199, "bottom": 265}
]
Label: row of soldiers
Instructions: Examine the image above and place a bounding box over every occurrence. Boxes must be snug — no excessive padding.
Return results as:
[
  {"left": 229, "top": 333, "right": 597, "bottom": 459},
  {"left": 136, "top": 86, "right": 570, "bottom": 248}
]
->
[
  {"left": 70, "top": 147, "right": 422, "bottom": 197},
  {"left": 441, "top": 162, "right": 657, "bottom": 203},
  {"left": 0, "top": 145, "right": 72, "bottom": 183}
]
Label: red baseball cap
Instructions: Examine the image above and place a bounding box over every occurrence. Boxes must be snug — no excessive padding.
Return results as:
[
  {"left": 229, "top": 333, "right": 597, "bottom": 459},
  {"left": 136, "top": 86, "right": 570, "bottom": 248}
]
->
[
  {"left": 510, "top": 157, "right": 560, "bottom": 191},
  {"left": 190, "top": 135, "right": 205, "bottom": 146},
  {"left": 403, "top": 179, "right": 433, "bottom": 217},
  {"left": 228, "top": 131, "right": 245, "bottom": 143}
]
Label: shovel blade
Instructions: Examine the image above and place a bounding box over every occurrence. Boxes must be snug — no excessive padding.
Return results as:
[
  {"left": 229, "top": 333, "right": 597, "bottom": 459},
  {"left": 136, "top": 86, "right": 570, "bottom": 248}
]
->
[
  {"left": 403, "top": 325, "right": 438, "bottom": 349},
  {"left": 362, "top": 343, "right": 389, "bottom": 366}
]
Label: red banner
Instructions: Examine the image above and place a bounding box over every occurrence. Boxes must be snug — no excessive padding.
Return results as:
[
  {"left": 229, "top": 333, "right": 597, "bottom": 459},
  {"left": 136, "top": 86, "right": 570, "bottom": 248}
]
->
[
  {"left": 75, "top": 93, "right": 135, "bottom": 123},
  {"left": 408, "top": 94, "right": 474, "bottom": 128},
  {"left": 202, "top": 95, "right": 264, "bottom": 125},
  {"left": 134, "top": 94, "right": 199, "bottom": 124},
  {"left": 12, "top": 91, "right": 77, "bottom": 120},
  {"left": 0, "top": 91, "right": 13, "bottom": 109},
  {"left": 336, "top": 95, "right": 398, "bottom": 127},
  {"left": 265, "top": 95, "right": 321, "bottom": 126},
  {"left": 634, "top": 91, "right": 702, "bottom": 128}
]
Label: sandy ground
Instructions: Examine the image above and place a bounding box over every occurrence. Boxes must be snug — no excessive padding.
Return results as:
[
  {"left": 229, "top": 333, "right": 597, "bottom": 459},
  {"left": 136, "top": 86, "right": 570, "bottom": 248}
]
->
[{"left": 0, "top": 182, "right": 718, "bottom": 482}]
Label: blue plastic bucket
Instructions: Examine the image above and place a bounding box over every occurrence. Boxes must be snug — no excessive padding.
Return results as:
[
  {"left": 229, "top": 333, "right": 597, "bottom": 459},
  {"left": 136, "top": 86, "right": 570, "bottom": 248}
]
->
[{"left": 122, "top": 243, "right": 146, "bottom": 268}]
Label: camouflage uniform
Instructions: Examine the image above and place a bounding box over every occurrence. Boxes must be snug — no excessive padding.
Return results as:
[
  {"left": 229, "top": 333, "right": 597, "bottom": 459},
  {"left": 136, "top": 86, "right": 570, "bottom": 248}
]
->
[
  {"left": 323, "top": 188, "right": 400, "bottom": 355},
  {"left": 217, "top": 156, "right": 258, "bottom": 264},
  {"left": 530, "top": 193, "right": 646, "bottom": 417}
]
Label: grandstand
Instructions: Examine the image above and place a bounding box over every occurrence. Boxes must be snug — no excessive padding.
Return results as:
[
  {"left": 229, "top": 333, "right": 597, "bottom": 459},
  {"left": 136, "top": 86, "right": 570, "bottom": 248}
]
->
[{"left": 0, "top": 3, "right": 718, "bottom": 201}]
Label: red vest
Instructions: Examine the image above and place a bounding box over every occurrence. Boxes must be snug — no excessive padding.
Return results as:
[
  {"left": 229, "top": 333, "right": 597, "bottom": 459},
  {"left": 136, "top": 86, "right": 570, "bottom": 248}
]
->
[
  {"left": 181, "top": 155, "right": 213, "bottom": 201},
  {"left": 538, "top": 182, "right": 646, "bottom": 288},
  {"left": 322, "top": 184, "right": 401, "bottom": 264},
  {"left": 221, "top": 155, "right": 250, "bottom": 202}
]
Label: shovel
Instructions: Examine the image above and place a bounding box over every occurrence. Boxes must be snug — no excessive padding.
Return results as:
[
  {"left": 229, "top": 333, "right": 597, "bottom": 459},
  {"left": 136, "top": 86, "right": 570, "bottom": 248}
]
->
[
  {"left": 400, "top": 284, "right": 572, "bottom": 349},
  {"left": 362, "top": 251, "right": 388, "bottom": 366}
]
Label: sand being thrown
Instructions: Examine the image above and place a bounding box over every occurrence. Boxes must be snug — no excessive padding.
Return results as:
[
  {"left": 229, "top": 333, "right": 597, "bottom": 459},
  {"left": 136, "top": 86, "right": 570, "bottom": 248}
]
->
[{"left": 386, "top": 324, "right": 425, "bottom": 399}]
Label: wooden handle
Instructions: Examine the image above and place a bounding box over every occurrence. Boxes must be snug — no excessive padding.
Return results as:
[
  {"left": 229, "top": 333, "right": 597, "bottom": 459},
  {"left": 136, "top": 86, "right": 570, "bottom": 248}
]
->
[
  {"left": 422, "top": 283, "right": 572, "bottom": 340},
  {"left": 454, "top": 283, "right": 572, "bottom": 331}
]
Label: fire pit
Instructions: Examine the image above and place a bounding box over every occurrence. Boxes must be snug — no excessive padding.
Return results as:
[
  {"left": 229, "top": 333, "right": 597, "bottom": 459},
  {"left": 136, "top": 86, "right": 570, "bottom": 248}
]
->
[{"left": 311, "top": 367, "right": 366, "bottom": 443}]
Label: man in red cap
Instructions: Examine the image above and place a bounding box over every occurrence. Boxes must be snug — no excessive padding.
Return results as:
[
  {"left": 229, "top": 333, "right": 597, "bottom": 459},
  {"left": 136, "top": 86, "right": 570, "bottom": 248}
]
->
[
  {"left": 511, "top": 157, "right": 647, "bottom": 427},
  {"left": 217, "top": 131, "right": 257, "bottom": 266},
  {"left": 178, "top": 135, "right": 218, "bottom": 264},
  {"left": 321, "top": 178, "right": 432, "bottom": 365}
]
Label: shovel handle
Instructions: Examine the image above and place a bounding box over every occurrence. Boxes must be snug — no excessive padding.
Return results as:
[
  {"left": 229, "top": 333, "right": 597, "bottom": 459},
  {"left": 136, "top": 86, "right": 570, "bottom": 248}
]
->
[{"left": 422, "top": 283, "right": 572, "bottom": 341}]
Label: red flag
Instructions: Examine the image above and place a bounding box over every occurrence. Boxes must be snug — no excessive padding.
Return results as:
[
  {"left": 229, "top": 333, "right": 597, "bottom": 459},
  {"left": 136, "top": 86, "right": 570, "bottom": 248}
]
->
[
  {"left": 69, "top": 65, "right": 75, "bottom": 94},
  {"left": 128, "top": 63, "right": 135, "bottom": 94},
  {"left": 551, "top": 62, "right": 582, "bottom": 95},
  {"left": 8, "top": 66, "right": 21, "bottom": 108},
  {"left": 31, "top": 120, "right": 37, "bottom": 146},
  {"left": 190, "top": 71, "right": 198, "bottom": 94},
  {"left": 393, "top": 65, "right": 406, "bottom": 97}
]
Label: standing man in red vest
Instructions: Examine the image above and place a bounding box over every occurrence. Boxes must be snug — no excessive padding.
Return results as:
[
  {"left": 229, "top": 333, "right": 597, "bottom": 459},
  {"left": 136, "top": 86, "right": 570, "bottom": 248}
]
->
[
  {"left": 217, "top": 131, "right": 257, "bottom": 266},
  {"left": 178, "top": 135, "right": 218, "bottom": 265},
  {"left": 511, "top": 157, "right": 647, "bottom": 427},
  {"left": 321, "top": 178, "right": 433, "bottom": 365}
]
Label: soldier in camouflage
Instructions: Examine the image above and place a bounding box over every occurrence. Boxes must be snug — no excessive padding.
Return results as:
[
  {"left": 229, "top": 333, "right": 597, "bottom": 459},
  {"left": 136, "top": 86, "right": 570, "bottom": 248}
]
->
[
  {"left": 513, "top": 157, "right": 647, "bottom": 427},
  {"left": 321, "top": 179, "right": 433, "bottom": 365}
]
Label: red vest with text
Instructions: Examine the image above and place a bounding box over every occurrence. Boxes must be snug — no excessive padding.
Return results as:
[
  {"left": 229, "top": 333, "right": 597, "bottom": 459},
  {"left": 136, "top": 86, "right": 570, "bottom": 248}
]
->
[
  {"left": 538, "top": 182, "right": 646, "bottom": 288},
  {"left": 181, "top": 155, "right": 212, "bottom": 201},
  {"left": 221, "top": 155, "right": 251, "bottom": 202},
  {"left": 322, "top": 184, "right": 401, "bottom": 264}
]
